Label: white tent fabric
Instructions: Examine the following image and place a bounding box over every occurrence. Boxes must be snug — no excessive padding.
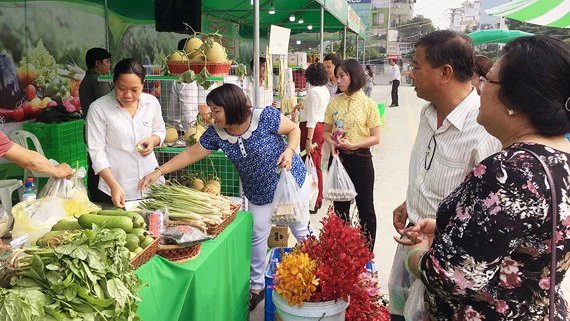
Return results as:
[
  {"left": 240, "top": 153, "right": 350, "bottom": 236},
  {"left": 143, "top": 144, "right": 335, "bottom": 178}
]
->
[{"left": 486, "top": 0, "right": 570, "bottom": 28}]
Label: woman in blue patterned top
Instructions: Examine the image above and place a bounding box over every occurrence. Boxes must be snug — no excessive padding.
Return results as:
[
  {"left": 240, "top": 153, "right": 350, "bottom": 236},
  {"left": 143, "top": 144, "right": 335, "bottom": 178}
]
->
[{"left": 139, "top": 83, "right": 310, "bottom": 311}]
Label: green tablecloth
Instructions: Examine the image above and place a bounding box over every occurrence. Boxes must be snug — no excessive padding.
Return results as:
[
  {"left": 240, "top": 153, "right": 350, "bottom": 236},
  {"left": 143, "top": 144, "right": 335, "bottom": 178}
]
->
[{"left": 136, "top": 211, "right": 253, "bottom": 321}]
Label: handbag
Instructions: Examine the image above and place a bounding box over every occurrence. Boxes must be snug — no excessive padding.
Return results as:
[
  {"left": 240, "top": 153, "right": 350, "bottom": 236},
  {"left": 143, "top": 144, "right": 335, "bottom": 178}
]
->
[{"left": 517, "top": 147, "right": 558, "bottom": 321}]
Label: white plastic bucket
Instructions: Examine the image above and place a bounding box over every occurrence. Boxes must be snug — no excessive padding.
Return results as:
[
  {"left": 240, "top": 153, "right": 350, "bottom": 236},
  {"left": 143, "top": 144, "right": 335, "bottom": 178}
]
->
[{"left": 272, "top": 291, "right": 349, "bottom": 321}]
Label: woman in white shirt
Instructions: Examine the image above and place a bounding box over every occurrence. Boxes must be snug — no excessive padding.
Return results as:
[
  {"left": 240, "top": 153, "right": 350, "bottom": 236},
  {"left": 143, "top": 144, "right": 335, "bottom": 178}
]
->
[
  {"left": 295, "top": 63, "right": 330, "bottom": 212},
  {"left": 87, "top": 58, "right": 166, "bottom": 207}
]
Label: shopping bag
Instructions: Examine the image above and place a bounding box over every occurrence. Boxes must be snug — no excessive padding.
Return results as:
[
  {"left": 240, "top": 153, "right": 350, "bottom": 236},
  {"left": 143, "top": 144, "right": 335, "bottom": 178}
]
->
[
  {"left": 403, "top": 279, "right": 429, "bottom": 321},
  {"left": 305, "top": 155, "right": 319, "bottom": 211},
  {"left": 38, "top": 166, "right": 88, "bottom": 201},
  {"left": 323, "top": 154, "right": 357, "bottom": 201},
  {"left": 271, "top": 169, "right": 306, "bottom": 225},
  {"left": 388, "top": 244, "right": 416, "bottom": 315}
]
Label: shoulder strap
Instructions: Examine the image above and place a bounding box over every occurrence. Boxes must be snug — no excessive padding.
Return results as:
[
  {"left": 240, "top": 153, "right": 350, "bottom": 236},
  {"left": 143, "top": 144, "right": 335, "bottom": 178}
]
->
[{"left": 517, "top": 147, "right": 558, "bottom": 321}]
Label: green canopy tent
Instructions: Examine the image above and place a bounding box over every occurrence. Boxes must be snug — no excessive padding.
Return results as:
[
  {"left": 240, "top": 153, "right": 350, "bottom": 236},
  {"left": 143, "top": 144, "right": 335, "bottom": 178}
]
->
[
  {"left": 486, "top": 0, "right": 570, "bottom": 28},
  {"left": 468, "top": 29, "right": 534, "bottom": 45}
]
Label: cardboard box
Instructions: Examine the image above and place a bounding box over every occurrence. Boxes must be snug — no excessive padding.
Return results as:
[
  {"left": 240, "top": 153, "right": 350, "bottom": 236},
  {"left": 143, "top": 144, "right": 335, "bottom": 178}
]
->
[
  {"left": 287, "top": 54, "right": 298, "bottom": 66},
  {"left": 267, "top": 225, "right": 289, "bottom": 248}
]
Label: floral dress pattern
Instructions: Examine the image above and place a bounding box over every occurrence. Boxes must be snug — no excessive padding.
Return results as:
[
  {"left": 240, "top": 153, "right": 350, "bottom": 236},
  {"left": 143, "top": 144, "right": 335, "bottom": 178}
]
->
[{"left": 419, "top": 143, "right": 570, "bottom": 321}]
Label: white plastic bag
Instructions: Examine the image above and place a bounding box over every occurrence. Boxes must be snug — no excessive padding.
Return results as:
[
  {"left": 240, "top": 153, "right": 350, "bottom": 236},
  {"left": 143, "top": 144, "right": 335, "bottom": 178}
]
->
[
  {"left": 0, "top": 205, "right": 10, "bottom": 238},
  {"left": 323, "top": 154, "right": 357, "bottom": 201},
  {"left": 305, "top": 155, "right": 319, "bottom": 211},
  {"left": 38, "top": 166, "right": 88, "bottom": 201},
  {"left": 271, "top": 169, "right": 306, "bottom": 225},
  {"left": 403, "top": 279, "right": 429, "bottom": 321},
  {"left": 388, "top": 244, "right": 416, "bottom": 315}
]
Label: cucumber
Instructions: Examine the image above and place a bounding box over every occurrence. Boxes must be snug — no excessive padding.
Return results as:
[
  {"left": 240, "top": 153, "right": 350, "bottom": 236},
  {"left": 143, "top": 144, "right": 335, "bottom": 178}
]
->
[
  {"left": 77, "top": 214, "right": 133, "bottom": 232},
  {"left": 131, "top": 228, "right": 147, "bottom": 242},
  {"left": 51, "top": 218, "right": 82, "bottom": 231},
  {"left": 140, "top": 236, "right": 154, "bottom": 248},
  {"left": 129, "top": 251, "right": 137, "bottom": 260},
  {"left": 133, "top": 247, "right": 144, "bottom": 254},
  {"left": 97, "top": 210, "right": 146, "bottom": 229},
  {"left": 125, "top": 234, "right": 140, "bottom": 252}
]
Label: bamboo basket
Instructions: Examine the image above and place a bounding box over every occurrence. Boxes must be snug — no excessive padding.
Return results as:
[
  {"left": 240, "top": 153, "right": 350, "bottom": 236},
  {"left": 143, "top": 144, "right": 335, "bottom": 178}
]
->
[
  {"left": 130, "top": 236, "right": 160, "bottom": 269},
  {"left": 157, "top": 243, "right": 202, "bottom": 263},
  {"left": 207, "top": 202, "right": 240, "bottom": 236}
]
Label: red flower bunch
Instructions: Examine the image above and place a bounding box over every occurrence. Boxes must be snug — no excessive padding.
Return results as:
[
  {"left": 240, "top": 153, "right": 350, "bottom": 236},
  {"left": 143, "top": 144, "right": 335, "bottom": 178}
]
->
[
  {"left": 301, "top": 207, "right": 374, "bottom": 302},
  {"left": 345, "top": 271, "right": 390, "bottom": 321}
]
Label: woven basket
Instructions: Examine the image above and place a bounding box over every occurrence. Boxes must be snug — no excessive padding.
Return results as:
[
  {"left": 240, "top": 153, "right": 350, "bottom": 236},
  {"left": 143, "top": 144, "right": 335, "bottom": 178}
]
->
[
  {"left": 157, "top": 243, "right": 202, "bottom": 263},
  {"left": 189, "top": 62, "right": 232, "bottom": 76},
  {"left": 207, "top": 202, "right": 240, "bottom": 236},
  {"left": 130, "top": 236, "right": 160, "bottom": 269},
  {"left": 167, "top": 61, "right": 190, "bottom": 75}
]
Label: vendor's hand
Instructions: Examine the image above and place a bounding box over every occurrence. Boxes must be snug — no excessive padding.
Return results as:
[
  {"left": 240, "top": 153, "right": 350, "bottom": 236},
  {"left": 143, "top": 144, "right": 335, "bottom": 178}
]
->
[
  {"left": 305, "top": 140, "right": 314, "bottom": 154},
  {"left": 336, "top": 138, "right": 355, "bottom": 151},
  {"left": 394, "top": 218, "right": 436, "bottom": 247},
  {"left": 52, "top": 163, "right": 73, "bottom": 179},
  {"left": 389, "top": 80, "right": 393, "bottom": 85},
  {"left": 277, "top": 148, "right": 295, "bottom": 170},
  {"left": 393, "top": 201, "right": 408, "bottom": 233},
  {"left": 202, "top": 186, "right": 216, "bottom": 195},
  {"left": 138, "top": 169, "right": 162, "bottom": 192},
  {"left": 136, "top": 137, "right": 156, "bottom": 156},
  {"left": 293, "top": 102, "right": 304, "bottom": 112},
  {"left": 110, "top": 184, "right": 126, "bottom": 208}
]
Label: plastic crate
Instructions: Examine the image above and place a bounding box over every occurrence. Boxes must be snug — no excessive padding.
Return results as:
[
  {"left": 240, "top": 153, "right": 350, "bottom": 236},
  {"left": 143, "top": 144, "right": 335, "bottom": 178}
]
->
[
  {"left": 23, "top": 120, "right": 85, "bottom": 153},
  {"left": 264, "top": 247, "right": 292, "bottom": 321},
  {"left": 43, "top": 144, "right": 87, "bottom": 166}
]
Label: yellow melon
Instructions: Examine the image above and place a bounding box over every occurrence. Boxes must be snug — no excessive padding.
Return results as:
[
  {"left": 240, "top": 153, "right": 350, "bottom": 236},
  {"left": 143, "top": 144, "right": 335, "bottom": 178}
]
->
[
  {"left": 164, "top": 127, "right": 179, "bottom": 143},
  {"left": 185, "top": 124, "right": 207, "bottom": 146},
  {"left": 204, "top": 42, "right": 227, "bottom": 63},
  {"left": 191, "top": 54, "right": 206, "bottom": 62},
  {"left": 184, "top": 37, "right": 204, "bottom": 58},
  {"left": 169, "top": 50, "right": 188, "bottom": 62}
]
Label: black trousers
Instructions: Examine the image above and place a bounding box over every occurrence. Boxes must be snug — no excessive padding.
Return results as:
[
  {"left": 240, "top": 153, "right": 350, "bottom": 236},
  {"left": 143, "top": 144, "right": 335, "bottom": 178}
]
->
[
  {"left": 391, "top": 80, "right": 400, "bottom": 106},
  {"left": 333, "top": 149, "right": 377, "bottom": 251},
  {"left": 87, "top": 156, "right": 111, "bottom": 203}
]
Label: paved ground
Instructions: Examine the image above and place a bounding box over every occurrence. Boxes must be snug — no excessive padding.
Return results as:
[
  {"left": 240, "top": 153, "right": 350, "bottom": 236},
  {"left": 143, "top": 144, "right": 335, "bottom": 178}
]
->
[{"left": 250, "top": 82, "right": 570, "bottom": 320}]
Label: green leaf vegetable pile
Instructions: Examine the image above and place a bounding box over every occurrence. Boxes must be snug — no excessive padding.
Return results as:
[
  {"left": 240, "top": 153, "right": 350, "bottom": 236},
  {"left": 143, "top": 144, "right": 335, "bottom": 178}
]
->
[{"left": 0, "top": 226, "right": 141, "bottom": 321}]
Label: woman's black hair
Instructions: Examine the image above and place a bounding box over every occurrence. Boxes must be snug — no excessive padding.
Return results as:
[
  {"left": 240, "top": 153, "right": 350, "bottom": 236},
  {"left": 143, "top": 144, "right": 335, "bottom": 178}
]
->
[
  {"left": 206, "top": 83, "right": 252, "bottom": 125},
  {"left": 334, "top": 59, "right": 366, "bottom": 94},
  {"left": 365, "top": 64, "right": 374, "bottom": 78},
  {"left": 499, "top": 35, "right": 570, "bottom": 136},
  {"left": 112, "top": 58, "right": 145, "bottom": 83},
  {"left": 305, "top": 63, "right": 329, "bottom": 86}
]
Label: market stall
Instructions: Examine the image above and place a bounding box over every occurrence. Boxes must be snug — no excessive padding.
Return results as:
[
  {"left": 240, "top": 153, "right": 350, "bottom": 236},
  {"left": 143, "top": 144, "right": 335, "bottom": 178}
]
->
[{"left": 136, "top": 211, "right": 252, "bottom": 321}]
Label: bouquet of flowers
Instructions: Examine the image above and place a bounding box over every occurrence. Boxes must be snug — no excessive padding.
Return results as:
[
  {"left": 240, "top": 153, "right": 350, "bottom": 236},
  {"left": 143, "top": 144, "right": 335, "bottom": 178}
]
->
[{"left": 274, "top": 207, "right": 380, "bottom": 314}]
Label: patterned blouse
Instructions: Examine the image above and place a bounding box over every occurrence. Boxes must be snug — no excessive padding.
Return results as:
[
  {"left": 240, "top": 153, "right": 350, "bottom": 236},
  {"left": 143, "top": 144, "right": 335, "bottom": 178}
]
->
[
  {"left": 419, "top": 143, "right": 570, "bottom": 321},
  {"left": 199, "top": 107, "right": 306, "bottom": 205}
]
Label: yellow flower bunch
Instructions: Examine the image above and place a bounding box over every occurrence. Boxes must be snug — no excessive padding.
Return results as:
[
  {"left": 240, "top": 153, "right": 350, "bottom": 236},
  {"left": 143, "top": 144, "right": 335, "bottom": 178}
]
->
[{"left": 275, "top": 250, "right": 319, "bottom": 306}]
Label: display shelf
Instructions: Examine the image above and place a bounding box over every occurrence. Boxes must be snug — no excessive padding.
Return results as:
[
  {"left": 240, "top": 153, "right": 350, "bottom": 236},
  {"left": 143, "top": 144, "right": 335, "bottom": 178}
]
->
[
  {"left": 273, "top": 65, "right": 304, "bottom": 69},
  {"left": 98, "top": 75, "right": 225, "bottom": 82}
]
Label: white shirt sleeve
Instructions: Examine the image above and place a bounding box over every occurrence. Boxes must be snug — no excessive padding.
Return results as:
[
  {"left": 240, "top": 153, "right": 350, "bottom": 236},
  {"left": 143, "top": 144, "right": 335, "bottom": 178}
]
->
[
  {"left": 86, "top": 101, "right": 111, "bottom": 175},
  {"left": 151, "top": 101, "right": 166, "bottom": 145},
  {"left": 304, "top": 89, "right": 320, "bottom": 129}
]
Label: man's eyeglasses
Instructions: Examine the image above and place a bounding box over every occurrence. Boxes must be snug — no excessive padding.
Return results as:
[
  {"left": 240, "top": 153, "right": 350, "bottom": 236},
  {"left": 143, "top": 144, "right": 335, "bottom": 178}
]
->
[
  {"left": 478, "top": 76, "right": 501, "bottom": 92},
  {"left": 424, "top": 134, "right": 437, "bottom": 171}
]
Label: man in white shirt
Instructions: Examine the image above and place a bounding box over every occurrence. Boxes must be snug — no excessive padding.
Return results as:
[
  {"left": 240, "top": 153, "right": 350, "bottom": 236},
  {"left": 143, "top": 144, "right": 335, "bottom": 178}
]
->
[
  {"left": 388, "top": 30, "right": 501, "bottom": 321},
  {"left": 388, "top": 59, "right": 401, "bottom": 107},
  {"left": 323, "top": 53, "right": 342, "bottom": 98},
  {"left": 243, "top": 57, "right": 274, "bottom": 108}
]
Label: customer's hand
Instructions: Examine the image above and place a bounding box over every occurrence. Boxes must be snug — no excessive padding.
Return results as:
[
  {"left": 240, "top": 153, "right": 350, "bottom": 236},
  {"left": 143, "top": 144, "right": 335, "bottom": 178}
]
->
[
  {"left": 393, "top": 201, "right": 408, "bottom": 232},
  {"left": 136, "top": 137, "right": 156, "bottom": 156},
  {"left": 52, "top": 163, "right": 73, "bottom": 179},
  {"left": 394, "top": 218, "right": 436, "bottom": 247},
  {"left": 277, "top": 148, "right": 295, "bottom": 171},
  {"left": 138, "top": 169, "right": 162, "bottom": 192},
  {"left": 336, "top": 138, "right": 355, "bottom": 151},
  {"left": 110, "top": 184, "right": 126, "bottom": 208},
  {"left": 305, "top": 140, "right": 314, "bottom": 154}
]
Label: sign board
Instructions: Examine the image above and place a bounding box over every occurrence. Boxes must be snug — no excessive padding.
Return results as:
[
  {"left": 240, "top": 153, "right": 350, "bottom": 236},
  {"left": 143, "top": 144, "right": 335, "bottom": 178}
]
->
[{"left": 269, "top": 25, "right": 291, "bottom": 55}]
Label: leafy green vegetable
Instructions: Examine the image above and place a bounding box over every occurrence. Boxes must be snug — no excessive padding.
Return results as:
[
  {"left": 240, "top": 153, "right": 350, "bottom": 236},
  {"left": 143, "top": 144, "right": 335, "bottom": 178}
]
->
[{"left": 0, "top": 225, "right": 141, "bottom": 321}]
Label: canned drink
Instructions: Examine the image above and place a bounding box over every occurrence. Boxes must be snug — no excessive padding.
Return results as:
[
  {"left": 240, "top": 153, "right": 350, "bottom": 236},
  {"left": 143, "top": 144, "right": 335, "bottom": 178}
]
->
[{"left": 148, "top": 212, "right": 164, "bottom": 236}]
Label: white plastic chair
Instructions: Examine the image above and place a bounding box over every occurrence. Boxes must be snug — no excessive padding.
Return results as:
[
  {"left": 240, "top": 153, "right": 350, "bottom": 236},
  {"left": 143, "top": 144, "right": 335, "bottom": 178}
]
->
[{"left": 9, "top": 130, "right": 51, "bottom": 199}]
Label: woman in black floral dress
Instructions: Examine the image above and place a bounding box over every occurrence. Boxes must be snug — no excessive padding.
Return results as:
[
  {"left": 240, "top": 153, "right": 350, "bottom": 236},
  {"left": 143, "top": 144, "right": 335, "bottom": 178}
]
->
[{"left": 397, "top": 36, "right": 570, "bottom": 320}]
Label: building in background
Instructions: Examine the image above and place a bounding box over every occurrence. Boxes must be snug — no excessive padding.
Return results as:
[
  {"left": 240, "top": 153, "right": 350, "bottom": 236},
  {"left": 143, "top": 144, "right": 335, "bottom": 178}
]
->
[
  {"left": 449, "top": 0, "right": 481, "bottom": 32},
  {"left": 480, "top": 0, "right": 509, "bottom": 30}
]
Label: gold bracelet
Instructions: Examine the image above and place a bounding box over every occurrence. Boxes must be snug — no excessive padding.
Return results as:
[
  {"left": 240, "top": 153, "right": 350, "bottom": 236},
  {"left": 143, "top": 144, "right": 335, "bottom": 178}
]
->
[
  {"left": 155, "top": 167, "right": 165, "bottom": 176},
  {"left": 286, "top": 146, "right": 296, "bottom": 153}
]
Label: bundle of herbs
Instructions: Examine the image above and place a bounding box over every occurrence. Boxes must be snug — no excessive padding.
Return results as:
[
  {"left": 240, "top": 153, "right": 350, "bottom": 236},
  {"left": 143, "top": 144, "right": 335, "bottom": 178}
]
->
[{"left": 0, "top": 226, "right": 141, "bottom": 321}]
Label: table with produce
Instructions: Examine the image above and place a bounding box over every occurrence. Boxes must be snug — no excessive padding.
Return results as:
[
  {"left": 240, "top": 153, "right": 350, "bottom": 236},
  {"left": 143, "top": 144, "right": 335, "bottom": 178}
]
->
[{"left": 0, "top": 165, "right": 252, "bottom": 321}]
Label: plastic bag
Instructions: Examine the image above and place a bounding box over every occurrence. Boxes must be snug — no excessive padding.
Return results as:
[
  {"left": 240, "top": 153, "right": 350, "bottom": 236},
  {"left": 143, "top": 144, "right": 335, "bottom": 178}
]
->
[
  {"left": 271, "top": 169, "right": 306, "bottom": 225},
  {"left": 323, "top": 154, "right": 357, "bottom": 201},
  {"left": 388, "top": 244, "right": 416, "bottom": 315},
  {"left": 11, "top": 198, "right": 67, "bottom": 244},
  {"left": 305, "top": 155, "right": 319, "bottom": 211},
  {"left": 403, "top": 279, "right": 429, "bottom": 321},
  {"left": 38, "top": 166, "right": 88, "bottom": 201},
  {"left": 0, "top": 205, "right": 10, "bottom": 238},
  {"left": 162, "top": 225, "right": 211, "bottom": 247}
]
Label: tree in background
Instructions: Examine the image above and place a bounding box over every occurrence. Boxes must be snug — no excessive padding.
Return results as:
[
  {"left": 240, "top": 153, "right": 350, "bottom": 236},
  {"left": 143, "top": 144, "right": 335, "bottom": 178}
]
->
[
  {"left": 506, "top": 19, "right": 570, "bottom": 43},
  {"left": 397, "top": 15, "right": 436, "bottom": 48}
]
